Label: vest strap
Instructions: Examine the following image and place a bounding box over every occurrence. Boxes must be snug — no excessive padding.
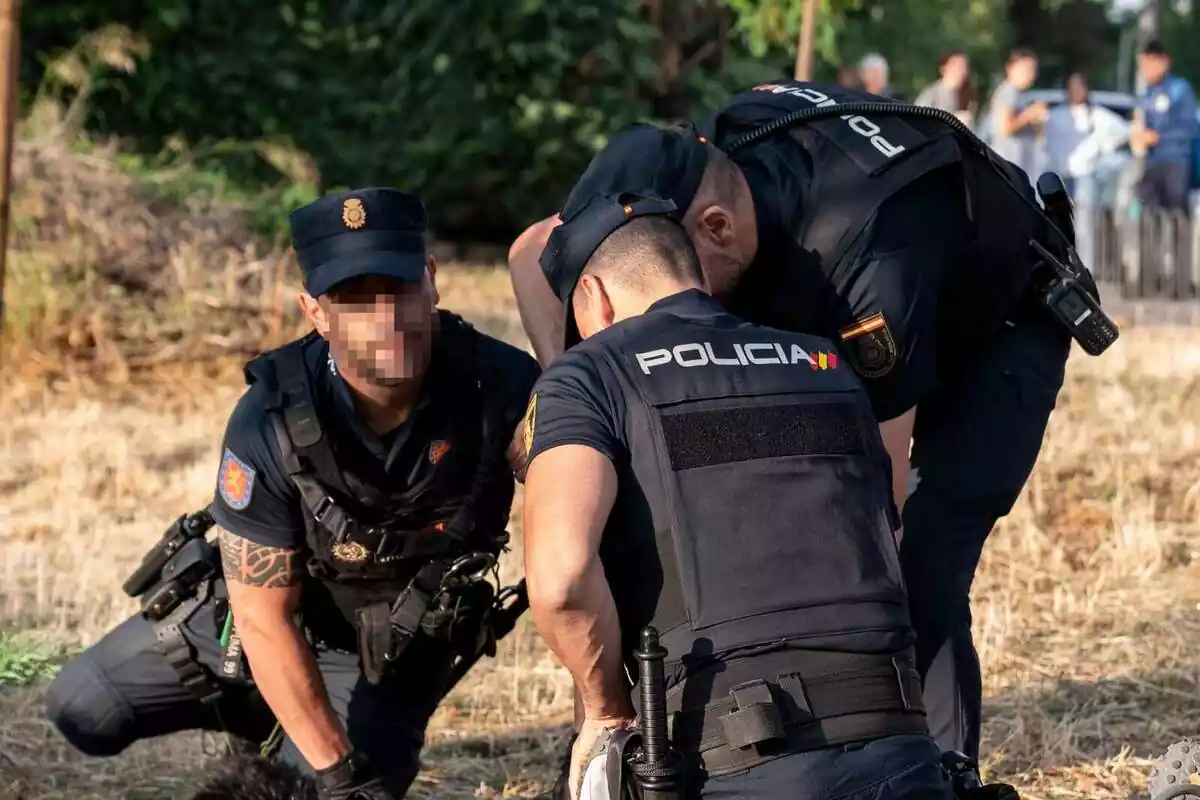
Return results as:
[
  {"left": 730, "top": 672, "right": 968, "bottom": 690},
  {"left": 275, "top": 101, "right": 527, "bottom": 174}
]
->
[{"left": 152, "top": 579, "right": 223, "bottom": 704}]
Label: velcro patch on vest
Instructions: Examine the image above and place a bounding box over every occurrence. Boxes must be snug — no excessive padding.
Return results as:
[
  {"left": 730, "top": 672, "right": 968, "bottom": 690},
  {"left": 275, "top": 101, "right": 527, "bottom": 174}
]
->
[
  {"left": 659, "top": 402, "right": 862, "bottom": 471},
  {"left": 218, "top": 448, "right": 256, "bottom": 510},
  {"left": 838, "top": 313, "right": 897, "bottom": 379}
]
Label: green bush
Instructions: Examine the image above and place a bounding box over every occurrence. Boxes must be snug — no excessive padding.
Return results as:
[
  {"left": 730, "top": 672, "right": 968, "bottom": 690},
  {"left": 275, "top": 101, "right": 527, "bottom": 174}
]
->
[{"left": 22, "top": 1, "right": 678, "bottom": 242}]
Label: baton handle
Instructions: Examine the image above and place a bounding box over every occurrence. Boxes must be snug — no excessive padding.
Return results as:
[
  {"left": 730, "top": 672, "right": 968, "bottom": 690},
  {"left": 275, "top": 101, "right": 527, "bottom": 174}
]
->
[{"left": 635, "top": 626, "right": 669, "bottom": 765}]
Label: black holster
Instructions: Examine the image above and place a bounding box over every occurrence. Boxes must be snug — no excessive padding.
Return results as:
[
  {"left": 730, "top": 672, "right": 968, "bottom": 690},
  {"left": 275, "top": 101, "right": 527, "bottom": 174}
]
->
[{"left": 354, "top": 559, "right": 497, "bottom": 684}]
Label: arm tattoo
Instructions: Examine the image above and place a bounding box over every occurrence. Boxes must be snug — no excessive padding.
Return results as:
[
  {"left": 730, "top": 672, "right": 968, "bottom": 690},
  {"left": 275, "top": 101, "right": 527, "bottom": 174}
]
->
[{"left": 217, "top": 527, "right": 303, "bottom": 588}]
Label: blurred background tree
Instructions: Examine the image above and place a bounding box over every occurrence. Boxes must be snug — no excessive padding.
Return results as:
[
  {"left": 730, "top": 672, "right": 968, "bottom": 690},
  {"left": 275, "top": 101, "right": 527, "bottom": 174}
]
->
[{"left": 15, "top": 0, "right": 1192, "bottom": 243}]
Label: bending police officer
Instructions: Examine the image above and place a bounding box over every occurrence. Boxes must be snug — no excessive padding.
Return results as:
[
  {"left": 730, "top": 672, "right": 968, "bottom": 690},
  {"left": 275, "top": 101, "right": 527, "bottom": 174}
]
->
[
  {"left": 519, "top": 192, "right": 956, "bottom": 800},
  {"left": 508, "top": 80, "right": 1113, "bottom": 760},
  {"left": 45, "top": 188, "right": 540, "bottom": 799}
]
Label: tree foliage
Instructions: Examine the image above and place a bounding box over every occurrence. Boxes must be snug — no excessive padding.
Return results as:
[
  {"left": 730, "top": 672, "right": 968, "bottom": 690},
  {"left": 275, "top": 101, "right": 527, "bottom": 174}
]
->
[{"left": 18, "top": 0, "right": 1173, "bottom": 242}]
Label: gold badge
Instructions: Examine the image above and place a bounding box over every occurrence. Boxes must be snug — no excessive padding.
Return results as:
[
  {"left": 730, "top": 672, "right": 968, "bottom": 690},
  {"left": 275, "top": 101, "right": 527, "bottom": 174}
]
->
[
  {"left": 342, "top": 198, "right": 366, "bottom": 230},
  {"left": 838, "top": 312, "right": 897, "bottom": 379},
  {"left": 331, "top": 541, "right": 369, "bottom": 564},
  {"left": 522, "top": 393, "right": 537, "bottom": 456},
  {"left": 429, "top": 440, "right": 451, "bottom": 465}
]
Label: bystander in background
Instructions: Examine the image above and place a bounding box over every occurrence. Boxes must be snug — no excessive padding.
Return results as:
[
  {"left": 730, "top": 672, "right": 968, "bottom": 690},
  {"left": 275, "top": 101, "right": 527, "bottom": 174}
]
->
[
  {"left": 986, "top": 48, "right": 1047, "bottom": 183},
  {"left": 1044, "top": 73, "right": 1130, "bottom": 269},
  {"left": 1133, "top": 40, "right": 1197, "bottom": 216},
  {"left": 858, "top": 53, "right": 892, "bottom": 98},
  {"left": 915, "top": 51, "right": 976, "bottom": 128}
]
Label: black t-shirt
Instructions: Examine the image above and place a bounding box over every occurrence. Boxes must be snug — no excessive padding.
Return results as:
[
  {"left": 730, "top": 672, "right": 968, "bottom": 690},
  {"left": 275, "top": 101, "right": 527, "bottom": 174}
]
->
[
  {"left": 211, "top": 320, "right": 541, "bottom": 550},
  {"left": 704, "top": 93, "right": 971, "bottom": 421},
  {"left": 525, "top": 290, "right": 910, "bottom": 664}
]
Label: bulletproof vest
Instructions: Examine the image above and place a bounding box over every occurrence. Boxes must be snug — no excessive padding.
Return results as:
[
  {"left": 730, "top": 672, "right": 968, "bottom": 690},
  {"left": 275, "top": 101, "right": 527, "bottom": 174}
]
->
[
  {"left": 242, "top": 312, "right": 512, "bottom": 631},
  {"left": 599, "top": 306, "right": 910, "bottom": 672},
  {"left": 704, "top": 81, "right": 1048, "bottom": 346}
]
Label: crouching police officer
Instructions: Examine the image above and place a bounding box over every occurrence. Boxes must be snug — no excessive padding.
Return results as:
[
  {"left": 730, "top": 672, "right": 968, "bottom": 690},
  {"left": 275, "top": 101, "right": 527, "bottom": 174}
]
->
[
  {"left": 509, "top": 80, "right": 1117, "bottom": 761},
  {"left": 45, "top": 188, "right": 540, "bottom": 799},
  {"left": 519, "top": 192, "right": 957, "bottom": 800}
]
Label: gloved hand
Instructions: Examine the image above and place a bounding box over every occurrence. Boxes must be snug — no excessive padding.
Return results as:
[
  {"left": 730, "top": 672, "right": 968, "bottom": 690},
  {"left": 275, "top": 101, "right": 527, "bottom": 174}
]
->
[{"left": 315, "top": 751, "right": 397, "bottom": 800}]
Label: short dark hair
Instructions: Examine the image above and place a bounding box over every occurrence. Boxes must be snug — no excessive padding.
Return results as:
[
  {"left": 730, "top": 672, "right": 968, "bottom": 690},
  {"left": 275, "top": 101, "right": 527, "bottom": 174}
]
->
[
  {"left": 189, "top": 755, "right": 317, "bottom": 800},
  {"left": 580, "top": 215, "right": 704, "bottom": 291},
  {"left": 1007, "top": 48, "right": 1036, "bottom": 66},
  {"left": 1142, "top": 39, "right": 1168, "bottom": 57}
]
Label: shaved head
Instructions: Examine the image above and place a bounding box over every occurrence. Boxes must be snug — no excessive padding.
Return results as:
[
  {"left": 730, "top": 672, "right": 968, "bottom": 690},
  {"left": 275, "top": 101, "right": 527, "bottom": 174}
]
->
[
  {"left": 570, "top": 215, "right": 705, "bottom": 339},
  {"left": 581, "top": 215, "right": 704, "bottom": 290}
]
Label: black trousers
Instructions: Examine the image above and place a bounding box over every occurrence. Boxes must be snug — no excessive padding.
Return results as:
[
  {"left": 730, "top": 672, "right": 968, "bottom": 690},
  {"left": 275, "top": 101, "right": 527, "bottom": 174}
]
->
[
  {"left": 44, "top": 580, "right": 453, "bottom": 797},
  {"left": 900, "top": 310, "right": 1071, "bottom": 759},
  {"left": 1139, "top": 160, "right": 1192, "bottom": 214}
]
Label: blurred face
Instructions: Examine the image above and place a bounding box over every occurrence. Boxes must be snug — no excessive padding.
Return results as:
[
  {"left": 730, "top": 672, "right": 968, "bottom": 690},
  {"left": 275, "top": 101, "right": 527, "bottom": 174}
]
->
[
  {"left": 943, "top": 54, "right": 969, "bottom": 87},
  {"left": 1139, "top": 53, "right": 1169, "bottom": 85},
  {"left": 860, "top": 65, "right": 887, "bottom": 94},
  {"left": 1067, "top": 73, "right": 1088, "bottom": 105},
  {"left": 1009, "top": 56, "right": 1038, "bottom": 90},
  {"left": 300, "top": 264, "right": 439, "bottom": 386}
]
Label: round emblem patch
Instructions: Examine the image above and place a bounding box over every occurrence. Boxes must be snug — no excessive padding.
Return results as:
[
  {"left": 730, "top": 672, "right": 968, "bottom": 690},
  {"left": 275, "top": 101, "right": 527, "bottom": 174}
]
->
[
  {"left": 838, "top": 312, "right": 898, "bottom": 379},
  {"left": 332, "top": 541, "right": 369, "bottom": 564},
  {"left": 218, "top": 448, "right": 256, "bottom": 510},
  {"left": 342, "top": 197, "right": 366, "bottom": 230}
]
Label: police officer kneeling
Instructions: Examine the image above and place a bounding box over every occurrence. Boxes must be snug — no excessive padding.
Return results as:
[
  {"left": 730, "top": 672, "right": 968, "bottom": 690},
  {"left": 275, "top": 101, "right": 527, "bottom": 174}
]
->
[
  {"left": 44, "top": 188, "right": 539, "bottom": 799},
  {"left": 519, "top": 193, "right": 955, "bottom": 800}
]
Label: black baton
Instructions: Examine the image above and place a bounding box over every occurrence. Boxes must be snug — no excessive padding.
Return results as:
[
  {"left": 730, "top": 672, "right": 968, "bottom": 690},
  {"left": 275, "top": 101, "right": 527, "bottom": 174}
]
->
[{"left": 633, "top": 627, "right": 683, "bottom": 799}]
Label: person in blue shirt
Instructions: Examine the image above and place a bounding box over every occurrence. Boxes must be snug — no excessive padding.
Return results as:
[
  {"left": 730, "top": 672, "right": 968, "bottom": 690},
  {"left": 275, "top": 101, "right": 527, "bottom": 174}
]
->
[{"left": 1133, "top": 40, "right": 1197, "bottom": 214}]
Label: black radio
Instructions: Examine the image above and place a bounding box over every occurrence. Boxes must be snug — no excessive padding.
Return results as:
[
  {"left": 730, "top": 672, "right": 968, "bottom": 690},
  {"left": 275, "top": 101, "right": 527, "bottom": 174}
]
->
[
  {"left": 1031, "top": 172, "right": 1119, "bottom": 357},
  {"left": 1030, "top": 239, "right": 1119, "bottom": 356}
]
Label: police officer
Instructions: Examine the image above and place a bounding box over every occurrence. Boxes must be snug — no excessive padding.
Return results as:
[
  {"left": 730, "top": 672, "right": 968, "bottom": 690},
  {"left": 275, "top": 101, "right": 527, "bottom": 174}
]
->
[
  {"left": 45, "top": 188, "right": 540, "bottom": 799},
  {"left": 520, "top": 192, "right": 956, "bottom": 799},
  {"left": 508, "top": 80, "right": 1102, "bottom": 761},
  {"left": 1132, "top": 39, "right": 1197, "bottom": 215}
]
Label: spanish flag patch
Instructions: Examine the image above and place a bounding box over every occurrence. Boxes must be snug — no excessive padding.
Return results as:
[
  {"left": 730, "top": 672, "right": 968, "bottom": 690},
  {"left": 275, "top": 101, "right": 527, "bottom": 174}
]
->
[{"left": 838, "top": 312, "right": 897, "bottom": 379}]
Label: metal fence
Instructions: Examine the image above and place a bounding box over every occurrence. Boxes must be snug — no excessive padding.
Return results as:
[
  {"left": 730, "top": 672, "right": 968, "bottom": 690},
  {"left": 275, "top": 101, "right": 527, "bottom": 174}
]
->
[{"left": 1092, "top": 206, "right": 1200, "bottom": 301}]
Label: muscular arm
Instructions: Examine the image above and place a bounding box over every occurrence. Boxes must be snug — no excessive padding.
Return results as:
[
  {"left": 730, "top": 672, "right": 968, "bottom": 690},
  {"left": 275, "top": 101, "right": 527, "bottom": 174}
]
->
[
  {"left": 508, "top": 215, "right": 565, "bottom": 369},
  {"left": 218, "top": 527, "right": 350, "bottom": 769},
  {"left": 524, "top": 445, "right": 632, "bottom": 721}
]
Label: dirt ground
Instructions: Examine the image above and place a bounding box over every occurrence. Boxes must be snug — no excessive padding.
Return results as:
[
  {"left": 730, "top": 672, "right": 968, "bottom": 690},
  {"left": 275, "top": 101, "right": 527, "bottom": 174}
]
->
[{"left": 2, "top": 264, "right": 1199, "bottom": 799}]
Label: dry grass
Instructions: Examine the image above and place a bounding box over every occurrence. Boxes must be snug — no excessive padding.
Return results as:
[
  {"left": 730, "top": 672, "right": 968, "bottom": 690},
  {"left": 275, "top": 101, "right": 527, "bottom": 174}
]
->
[
  {"left": 2, "top": 283, "right": 1199, "bottom": 799},
  {"left": 2, "top": 118, "right": 1200, "bottom": 799}
]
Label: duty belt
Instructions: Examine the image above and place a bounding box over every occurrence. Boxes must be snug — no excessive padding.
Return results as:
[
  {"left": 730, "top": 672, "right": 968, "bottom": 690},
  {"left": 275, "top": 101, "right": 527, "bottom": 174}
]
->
[{"left": 666, "top": 648, "right": 928, "bottom": 777}]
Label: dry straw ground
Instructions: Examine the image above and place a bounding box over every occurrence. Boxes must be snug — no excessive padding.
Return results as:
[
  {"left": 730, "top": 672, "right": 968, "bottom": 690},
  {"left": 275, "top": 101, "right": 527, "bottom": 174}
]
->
[{"left": 2, "top": 101, "right": 1200, "bottom": 799}]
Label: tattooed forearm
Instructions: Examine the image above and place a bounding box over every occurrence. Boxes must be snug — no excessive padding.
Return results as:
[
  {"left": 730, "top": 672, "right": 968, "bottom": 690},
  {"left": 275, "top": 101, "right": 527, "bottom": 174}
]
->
[{"left": 217, "top": 527, "right": 303, "bottom": 588}]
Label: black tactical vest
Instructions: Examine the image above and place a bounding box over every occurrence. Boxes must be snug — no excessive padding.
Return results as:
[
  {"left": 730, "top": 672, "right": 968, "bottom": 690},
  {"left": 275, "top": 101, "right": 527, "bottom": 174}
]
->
[
  {"left": 704, "top": 81, "right": 1049, "bottom": 348},
  {"left": 591, "top": 298, "right": 910, "bottom": 674},
  {"left": 242, "top": 312, "right": 513, "bottom": 643}
]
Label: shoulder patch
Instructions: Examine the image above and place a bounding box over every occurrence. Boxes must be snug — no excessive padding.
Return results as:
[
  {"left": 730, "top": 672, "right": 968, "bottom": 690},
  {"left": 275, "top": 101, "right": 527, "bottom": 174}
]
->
[
  {"left": 218, "top": 448, "right": 257, "bottom": 510},
  {"left": 429, "top": 439, "right": 451, "bottom": 465},
  {"left": 838, "top": 312, "right": 897, "bottom": 379}
]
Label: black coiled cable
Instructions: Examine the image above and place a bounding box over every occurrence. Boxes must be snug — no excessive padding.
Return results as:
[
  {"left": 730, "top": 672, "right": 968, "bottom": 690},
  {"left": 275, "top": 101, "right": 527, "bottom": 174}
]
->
[{"left": 724, "top": 98, "right": 1075, "bottom": 254}]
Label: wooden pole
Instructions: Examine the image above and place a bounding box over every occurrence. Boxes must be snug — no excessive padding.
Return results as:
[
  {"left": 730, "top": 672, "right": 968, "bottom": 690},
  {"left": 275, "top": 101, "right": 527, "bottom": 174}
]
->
[
  {"left": 0, "top": 0, "right": 19, "bottom": 339},
  {"left": 794, "top": 0, "right": 817, "bottom": 81}
]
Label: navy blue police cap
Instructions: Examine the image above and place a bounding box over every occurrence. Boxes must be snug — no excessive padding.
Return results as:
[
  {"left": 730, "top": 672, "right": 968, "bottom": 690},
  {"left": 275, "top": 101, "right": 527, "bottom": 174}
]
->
[
  {"left": 540, "top": 192, "right": 681, "bottom": 348},
  {"left": 289, "top": 187, "right": 428, "bottom": 297},
  {"left": 558, "top": 122, "right": 711, "bottom": 225}
]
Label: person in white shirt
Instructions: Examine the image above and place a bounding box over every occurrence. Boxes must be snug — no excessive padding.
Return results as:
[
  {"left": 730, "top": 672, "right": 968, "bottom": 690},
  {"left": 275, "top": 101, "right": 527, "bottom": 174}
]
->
[{"left": 1043, "top": 73, "right": 1130, "bottom": 270}]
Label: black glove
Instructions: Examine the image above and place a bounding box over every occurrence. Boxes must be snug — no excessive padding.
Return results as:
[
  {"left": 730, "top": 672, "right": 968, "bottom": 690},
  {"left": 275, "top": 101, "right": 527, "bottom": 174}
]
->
[{"left": 315, "top": 751, "right": 397, "bottom": 800}]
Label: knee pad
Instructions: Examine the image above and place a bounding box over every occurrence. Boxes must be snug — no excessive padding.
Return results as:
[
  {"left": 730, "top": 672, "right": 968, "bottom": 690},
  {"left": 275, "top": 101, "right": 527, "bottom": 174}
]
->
[{"left": 44, "top": 655, "right": 136, "bottom": 757}]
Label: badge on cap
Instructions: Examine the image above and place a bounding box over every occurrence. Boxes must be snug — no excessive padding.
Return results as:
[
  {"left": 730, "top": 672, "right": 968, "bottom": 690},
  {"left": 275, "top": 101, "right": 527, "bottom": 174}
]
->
[
  {"left": 332, "top": 541, "right": 369, "bottom": 564},
  {"left": 838, "top": 312, "right": 897, "bottom": 378},
  {"left": 342, "top": 197, "right": 366, "bottom": 230},
  {"left": 218, "top": 448, "right": 256, "bottom": 510}
]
